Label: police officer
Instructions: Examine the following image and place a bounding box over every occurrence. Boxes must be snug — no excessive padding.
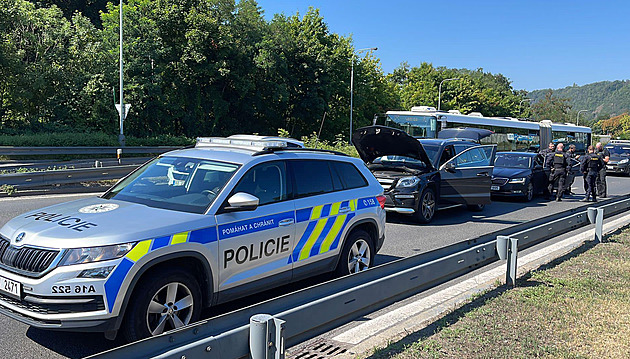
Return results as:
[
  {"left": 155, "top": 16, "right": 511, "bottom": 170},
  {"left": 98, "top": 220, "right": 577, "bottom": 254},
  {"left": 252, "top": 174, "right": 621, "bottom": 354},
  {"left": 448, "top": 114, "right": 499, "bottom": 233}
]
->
[
  {"left": 581, "top": 145, "right": 604, "bottom": 202},
  {"left": 540, "top": 142, "right": 555, "bottom": 164},
  {"left": 595, "top": 142, "right": 610, "bottom": 198},
  {"left": 546, "top": 142, "right": 569, "bottom": 201},
  {"left": 564, "top": 144, "right": 579, "bottom": 195}
]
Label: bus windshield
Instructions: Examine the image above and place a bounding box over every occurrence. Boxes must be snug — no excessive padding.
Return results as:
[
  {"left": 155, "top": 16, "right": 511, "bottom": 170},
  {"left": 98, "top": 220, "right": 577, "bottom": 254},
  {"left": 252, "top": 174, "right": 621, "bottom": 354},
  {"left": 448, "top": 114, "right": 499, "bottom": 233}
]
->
[{"left": 379, "top": 114, "right": 438, "bottom": 138}]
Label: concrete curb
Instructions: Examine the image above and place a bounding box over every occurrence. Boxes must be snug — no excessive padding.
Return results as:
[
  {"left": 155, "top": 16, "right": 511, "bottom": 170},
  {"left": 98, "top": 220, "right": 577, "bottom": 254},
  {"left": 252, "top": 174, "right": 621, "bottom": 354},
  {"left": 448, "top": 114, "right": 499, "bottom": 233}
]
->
[{"left": 335, "top": 212, "right": 630, "bottom": 358}]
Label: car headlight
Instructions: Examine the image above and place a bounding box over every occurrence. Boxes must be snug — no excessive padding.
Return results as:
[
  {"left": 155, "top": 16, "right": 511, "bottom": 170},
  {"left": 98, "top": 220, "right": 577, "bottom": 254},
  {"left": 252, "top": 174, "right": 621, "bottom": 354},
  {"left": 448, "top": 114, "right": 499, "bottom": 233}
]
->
[
  {"left": 396, "top": 176, "right": 420, "bottom": 188},
  {"left": 60, "top": 243, "right": 135, "bottom": 266},
  {"left": 508, "top": 177, "right": 526, "bottom": 184},
  {"left": 619, "top": 159, "right": 629, "bottom": 164}
]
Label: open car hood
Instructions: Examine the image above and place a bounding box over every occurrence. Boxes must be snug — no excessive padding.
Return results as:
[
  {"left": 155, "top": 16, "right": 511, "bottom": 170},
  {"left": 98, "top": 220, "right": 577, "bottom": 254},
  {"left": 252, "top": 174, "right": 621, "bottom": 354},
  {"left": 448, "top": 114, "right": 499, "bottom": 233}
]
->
[
  {"left": 352, "top": 126, "right": 434, "bottom": 168},
  {"left": 437, "top": 127, "right": 493, "bottom": 142}
]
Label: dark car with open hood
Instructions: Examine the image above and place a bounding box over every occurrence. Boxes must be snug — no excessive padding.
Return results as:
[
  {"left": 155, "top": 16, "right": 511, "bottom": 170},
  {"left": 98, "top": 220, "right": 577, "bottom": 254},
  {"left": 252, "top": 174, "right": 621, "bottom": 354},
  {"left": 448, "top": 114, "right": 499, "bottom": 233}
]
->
[{"left": 352, "top": 126, "right": 496, "bottom": 223}]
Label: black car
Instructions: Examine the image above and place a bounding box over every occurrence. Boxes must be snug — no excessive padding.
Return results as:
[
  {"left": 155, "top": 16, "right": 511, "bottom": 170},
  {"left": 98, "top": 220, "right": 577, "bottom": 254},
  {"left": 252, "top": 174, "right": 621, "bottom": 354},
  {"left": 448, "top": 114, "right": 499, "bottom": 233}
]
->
[
  {"left": 491, "top": 151, "right": 581, "bottom": 201},
  {"left": 605, "top": 143, "right": 630, "bottom": 176},
  {"left": 352, "top": 126, "right": 496, "bottom": 223}
]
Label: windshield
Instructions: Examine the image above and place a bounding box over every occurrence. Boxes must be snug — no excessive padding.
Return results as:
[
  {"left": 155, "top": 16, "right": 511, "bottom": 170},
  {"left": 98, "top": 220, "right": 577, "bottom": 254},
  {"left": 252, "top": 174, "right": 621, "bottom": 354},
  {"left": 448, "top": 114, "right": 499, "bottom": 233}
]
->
[
  {"left": 103, "top": 157, "right": 240, "bottom": 214},
  {"left": 605, "top": 146, "right": 630, "bottom": 157},
  {"left": 380, "top": 114, "right": 438, "bottom": 138},
  {"left": 421, "top": 144, "right": 441, "bottom": 166},
  {"left": 494, "top": 153, "right": 532, "bottom": 169}
]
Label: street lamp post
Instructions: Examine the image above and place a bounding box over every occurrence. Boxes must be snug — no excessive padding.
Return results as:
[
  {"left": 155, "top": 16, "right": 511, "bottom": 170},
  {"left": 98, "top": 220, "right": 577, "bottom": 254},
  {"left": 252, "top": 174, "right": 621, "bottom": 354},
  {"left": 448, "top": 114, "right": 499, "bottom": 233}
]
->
[
  {"left": 519, "top": 98, "right": 532, "bottom": 117},
  {"left": 576, "top": 110, "right": 589, "bottom": 126},
  {"left": 118, "top": 0, "right": 125, "bottom": 146},
  {"left": 438, "top": 78, "right": 460, "bottom": 111},
  {"left": 350, "top": 47, "right": 377, "bottom": 142}
]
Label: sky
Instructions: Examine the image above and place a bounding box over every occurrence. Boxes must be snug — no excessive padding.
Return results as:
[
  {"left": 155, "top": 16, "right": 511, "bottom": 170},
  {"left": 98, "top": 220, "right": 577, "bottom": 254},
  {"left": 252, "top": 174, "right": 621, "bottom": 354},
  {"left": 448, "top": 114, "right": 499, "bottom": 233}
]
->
[{"left": 255, "top": 0, "right": 630, "bottom": 92}]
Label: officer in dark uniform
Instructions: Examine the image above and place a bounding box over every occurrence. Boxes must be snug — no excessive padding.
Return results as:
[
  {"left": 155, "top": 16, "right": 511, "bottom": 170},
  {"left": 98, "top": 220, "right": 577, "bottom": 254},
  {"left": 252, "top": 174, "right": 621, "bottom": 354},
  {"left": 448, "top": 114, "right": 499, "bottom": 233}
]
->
[
  {"left": 539, "top": 142, "right": 555, "bottom": 164},
  {"left": 546, "top": 143, "right": 569, "bottom": 201},
  {"left": 564, "top": 144, "right": 580, "bottom": 195},
  {"left": 595, "top": 142, "right": 610, "bottom": 198},
  {"left": 581, "top": 145, "right": 604, "bottom": 202}
]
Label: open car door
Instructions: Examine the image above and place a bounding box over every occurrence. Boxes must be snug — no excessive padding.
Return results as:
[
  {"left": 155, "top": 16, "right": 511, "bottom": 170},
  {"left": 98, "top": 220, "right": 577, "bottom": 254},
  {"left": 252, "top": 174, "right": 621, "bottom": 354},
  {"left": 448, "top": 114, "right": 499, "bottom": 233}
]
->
[{"left": 438, "top": 145, "right": 496, "bottom": 206}]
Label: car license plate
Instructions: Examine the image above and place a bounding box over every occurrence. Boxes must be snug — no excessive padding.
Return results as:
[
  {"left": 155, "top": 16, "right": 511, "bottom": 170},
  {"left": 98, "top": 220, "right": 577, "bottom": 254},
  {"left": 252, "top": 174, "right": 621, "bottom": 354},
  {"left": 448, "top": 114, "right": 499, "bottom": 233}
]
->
[
  {"left": 491, "top": 185, "right": 500, "bottom": 191},
  {"left": 0, "top": 275, "right": 21, "bottom": 299},
  {"left": 607, "top": 166, "right": 613, "bottom": 170}
]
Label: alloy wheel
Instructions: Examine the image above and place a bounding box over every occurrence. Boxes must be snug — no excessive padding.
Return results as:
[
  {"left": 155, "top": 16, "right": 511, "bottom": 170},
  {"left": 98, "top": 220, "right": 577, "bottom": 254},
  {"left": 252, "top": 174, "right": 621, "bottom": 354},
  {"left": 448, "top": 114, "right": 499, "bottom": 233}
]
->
[
  {"left": 347, "top": 239, "right": 371, "bottom": 274},
  {"left": 146, "top": 282, "right": 194, "bottom": 336},
  {"left": 422, "top": 191, "right": 436, "bottom": 221}
]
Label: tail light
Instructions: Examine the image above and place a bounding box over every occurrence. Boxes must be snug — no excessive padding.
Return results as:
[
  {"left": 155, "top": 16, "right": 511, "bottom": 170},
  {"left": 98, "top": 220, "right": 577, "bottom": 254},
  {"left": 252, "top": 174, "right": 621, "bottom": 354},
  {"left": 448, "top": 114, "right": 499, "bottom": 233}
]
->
[{"left": 376, "top": 195, "right": 386, "bottom": 209}]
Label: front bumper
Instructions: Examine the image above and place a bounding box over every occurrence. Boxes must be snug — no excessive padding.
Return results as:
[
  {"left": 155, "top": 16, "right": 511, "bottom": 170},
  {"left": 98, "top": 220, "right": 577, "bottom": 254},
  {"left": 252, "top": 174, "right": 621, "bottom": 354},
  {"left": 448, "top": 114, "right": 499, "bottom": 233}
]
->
[
  {"left": 606, "top": 163, "right": 629, "bottom": 174},
  {"left": 382, "top": 192, "right": 418, "bottom": 214},
  {"left": 0, "top": 259, "right": 122, "bottom": 331},
  {"left": 491, "top": 182, "right": 527, "bottom": 197}
]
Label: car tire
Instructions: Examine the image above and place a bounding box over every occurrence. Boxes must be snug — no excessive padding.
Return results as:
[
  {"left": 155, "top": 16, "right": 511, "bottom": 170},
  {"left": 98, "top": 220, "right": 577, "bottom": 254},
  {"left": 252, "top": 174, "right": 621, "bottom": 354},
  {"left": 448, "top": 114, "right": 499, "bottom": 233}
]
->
[
  {"left": 414, "top": 187, "right": 436, "bottom": 223},
  {"left": 122, "top": 267, "right": 203, "bottom": 343},
  {"left": 335, "top": 229, "right": 374, "bottom": 277},
  {"left": 522, "top": 182, "right": 534, "bottom": 202}
]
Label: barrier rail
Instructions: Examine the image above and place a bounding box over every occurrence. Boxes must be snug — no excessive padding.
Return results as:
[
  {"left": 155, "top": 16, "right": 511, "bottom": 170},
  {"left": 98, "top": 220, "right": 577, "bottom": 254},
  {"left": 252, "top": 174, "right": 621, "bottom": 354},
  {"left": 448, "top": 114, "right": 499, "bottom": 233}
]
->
[
  {"left": 1, "top": 165, "right": 138, "bottom": 188},
  {"left": 0, "top": 146, "right": 180, "bottom": 157},
  {"left": 90, "top": 195, "right": 630, "bottom": 359}
]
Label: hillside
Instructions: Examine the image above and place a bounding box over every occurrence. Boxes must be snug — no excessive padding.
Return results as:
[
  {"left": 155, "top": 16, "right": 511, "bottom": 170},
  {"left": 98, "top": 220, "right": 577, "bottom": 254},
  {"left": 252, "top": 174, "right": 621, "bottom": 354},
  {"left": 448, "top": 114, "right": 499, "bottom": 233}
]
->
[{"left": 528, "top": 80, "right": 630, "bottom": 121}]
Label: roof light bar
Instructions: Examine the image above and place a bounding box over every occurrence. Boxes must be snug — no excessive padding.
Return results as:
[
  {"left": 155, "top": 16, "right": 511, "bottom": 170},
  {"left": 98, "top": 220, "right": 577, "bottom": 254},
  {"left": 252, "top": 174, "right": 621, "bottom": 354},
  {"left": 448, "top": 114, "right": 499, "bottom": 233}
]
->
[{"left": 196, "top": 137, "right": 289, "bottom": 150}]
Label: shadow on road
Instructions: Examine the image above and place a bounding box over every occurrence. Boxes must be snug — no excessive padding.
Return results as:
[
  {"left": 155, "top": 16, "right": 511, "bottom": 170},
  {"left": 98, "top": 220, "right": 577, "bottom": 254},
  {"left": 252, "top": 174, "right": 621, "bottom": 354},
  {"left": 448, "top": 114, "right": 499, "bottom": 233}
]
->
[{"left": 26, "top": 327, "right": 124, "bottom": 358}]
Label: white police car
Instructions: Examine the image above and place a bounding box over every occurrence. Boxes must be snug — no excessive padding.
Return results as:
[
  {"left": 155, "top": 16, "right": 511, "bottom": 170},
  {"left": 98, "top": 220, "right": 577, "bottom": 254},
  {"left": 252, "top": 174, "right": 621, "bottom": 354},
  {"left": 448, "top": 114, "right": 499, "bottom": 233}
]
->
[{"left": 0, "top": 135, "right": 386, "bottom": 341}]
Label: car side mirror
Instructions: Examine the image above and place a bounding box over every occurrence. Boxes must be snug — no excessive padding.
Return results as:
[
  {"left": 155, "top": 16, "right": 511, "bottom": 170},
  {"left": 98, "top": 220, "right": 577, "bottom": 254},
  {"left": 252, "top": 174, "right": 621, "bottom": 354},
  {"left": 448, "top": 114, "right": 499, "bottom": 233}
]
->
[
  {"left": 442, "top": 162, "right": 456, "bottom": 172},
  {"left": 224, "top": 192, "right": 259, "bottom": 212}
]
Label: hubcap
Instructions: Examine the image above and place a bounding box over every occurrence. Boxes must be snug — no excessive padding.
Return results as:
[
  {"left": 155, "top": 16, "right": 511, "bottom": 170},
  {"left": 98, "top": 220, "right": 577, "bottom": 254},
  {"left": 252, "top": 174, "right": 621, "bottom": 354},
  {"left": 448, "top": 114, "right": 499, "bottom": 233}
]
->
[
  {"left": 347, "top": 239, "right": 371, "bottom": 274},
  {"left": 146, "top": 282, "right": 194, "bottom": 336},
  {"left": 527, "top": 183, "right": 534, "bottom": 200},
  {"left": 422, "top": 191, "right": 435, "bottom": 220}
]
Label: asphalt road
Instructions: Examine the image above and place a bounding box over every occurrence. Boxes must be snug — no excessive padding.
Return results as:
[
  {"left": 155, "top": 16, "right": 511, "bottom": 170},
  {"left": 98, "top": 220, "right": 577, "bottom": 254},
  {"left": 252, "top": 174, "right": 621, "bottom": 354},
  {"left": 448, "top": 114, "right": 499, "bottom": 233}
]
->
[{"left": 1, "top": 175, "right": 629, "bottom": 358}]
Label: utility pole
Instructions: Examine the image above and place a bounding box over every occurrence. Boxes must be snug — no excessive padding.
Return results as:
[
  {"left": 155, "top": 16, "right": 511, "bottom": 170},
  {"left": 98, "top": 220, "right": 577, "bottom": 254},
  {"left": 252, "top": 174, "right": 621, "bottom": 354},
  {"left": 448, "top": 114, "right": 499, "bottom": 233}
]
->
[
  {"left": 116, "top": 0, "right": 130, "bottom": 147},
  {"left": 577, "top": 109, "right": 589, "bottom": 126},
  {"left": 350, "top": 47, "right": 378, "bottom": 142},
  {"left": 519, "top": 98, "right": 532, "bottom": 118},
  {"left": 438, "top": 78, "right": 460, "bottom": 111}
]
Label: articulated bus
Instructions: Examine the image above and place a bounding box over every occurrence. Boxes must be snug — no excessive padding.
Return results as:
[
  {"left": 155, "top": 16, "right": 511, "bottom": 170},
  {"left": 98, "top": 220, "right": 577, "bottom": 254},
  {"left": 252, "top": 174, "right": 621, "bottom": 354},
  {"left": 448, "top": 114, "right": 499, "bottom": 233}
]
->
[{"left": 375, "top": 106, "right": 592, "bottom": 154}]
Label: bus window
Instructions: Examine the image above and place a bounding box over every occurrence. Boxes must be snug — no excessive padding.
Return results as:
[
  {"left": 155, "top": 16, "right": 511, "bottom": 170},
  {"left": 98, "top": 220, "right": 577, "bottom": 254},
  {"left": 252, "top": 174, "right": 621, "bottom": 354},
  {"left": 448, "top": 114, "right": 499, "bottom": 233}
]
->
[{"left": 381, "top": 114, "right": 438, "bottom": 138}]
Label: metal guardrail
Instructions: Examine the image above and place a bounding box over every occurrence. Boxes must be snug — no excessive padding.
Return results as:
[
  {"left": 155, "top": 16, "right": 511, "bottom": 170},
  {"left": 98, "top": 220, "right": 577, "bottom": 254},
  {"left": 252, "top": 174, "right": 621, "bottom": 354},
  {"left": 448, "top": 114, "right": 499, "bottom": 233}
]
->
[
  {"left": 0, "top": 146, "right": 180, "bottom": 156},
  {"left": 90, "top": 195, "right": 630, "bottom": 359},
  {"left": 1, "top": 165, "right": 139, "bottom": 188}
]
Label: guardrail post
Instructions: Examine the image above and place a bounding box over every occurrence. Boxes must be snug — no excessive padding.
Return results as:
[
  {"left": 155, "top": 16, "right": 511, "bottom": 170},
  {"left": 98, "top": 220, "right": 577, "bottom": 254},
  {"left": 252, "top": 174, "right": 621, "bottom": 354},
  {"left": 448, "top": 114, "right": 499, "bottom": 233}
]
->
[
  {"left": 497, "top": 236, "right": 518, "bottom": 287},
  {"left": 117, "top": 148, "right": 122, "bottom": 164},
  {"left": 250, "top": 314, "right": 286, "bottom": 359},
  {"left": 587, "top": 207, "right": 605, "bottom": 243},
  {"left": 507, "top": 237, "right": 519, "bottom": 287}
]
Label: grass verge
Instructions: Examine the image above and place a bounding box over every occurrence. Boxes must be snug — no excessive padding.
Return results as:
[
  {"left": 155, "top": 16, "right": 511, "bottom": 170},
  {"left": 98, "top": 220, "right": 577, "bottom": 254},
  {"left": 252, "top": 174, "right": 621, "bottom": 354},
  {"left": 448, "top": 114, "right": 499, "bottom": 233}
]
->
[{"left": 367, "top": 226, "right": 630, "bottom": 359}]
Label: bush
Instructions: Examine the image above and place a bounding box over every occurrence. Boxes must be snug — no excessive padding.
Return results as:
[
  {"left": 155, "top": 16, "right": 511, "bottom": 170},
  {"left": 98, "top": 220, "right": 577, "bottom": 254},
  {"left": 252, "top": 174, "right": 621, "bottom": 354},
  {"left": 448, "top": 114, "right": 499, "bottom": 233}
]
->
[
  {"left": 278, "top": 128, "right": 358, "bottom": 157},
  {"left": 0, "top": 133, "right": 194, "bottom": 147}
]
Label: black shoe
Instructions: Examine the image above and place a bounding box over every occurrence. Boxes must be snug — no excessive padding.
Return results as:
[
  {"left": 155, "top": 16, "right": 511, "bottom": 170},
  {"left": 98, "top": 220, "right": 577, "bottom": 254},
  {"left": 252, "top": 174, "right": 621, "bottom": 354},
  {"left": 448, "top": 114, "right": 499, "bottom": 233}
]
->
[
  {"left": 580, "top": 198, "right": 590, "bottom": 202},
  {"left": 591, "top": 198, "right": 597, "bottom": 202},
  {"left": 556, "top": 198, "right": 562, "bottom": 202}
]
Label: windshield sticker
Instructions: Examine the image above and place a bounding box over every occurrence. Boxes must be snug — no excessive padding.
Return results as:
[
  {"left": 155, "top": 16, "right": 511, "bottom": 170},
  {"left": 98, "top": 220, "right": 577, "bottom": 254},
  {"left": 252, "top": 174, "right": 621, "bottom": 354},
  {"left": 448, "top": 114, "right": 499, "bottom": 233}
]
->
[{"left": 24, "top": 212, "right": 98, "bottom": 232}]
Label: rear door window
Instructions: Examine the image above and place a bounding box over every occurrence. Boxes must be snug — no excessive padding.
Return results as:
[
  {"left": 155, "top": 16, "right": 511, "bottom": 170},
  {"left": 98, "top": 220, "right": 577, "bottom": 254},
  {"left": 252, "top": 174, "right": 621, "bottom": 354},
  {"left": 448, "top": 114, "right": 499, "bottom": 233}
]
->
[
  {"left": 331, "top": 161, "right": 368, "bottom": 190},
  {"left": 290, "top": 160, "right": 334, "bottom": 198}
]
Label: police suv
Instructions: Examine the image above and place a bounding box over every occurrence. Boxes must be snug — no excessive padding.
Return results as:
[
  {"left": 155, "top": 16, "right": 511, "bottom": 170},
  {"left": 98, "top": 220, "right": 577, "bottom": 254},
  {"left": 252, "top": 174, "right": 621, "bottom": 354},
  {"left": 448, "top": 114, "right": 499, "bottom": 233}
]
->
[{"left": 0, "top": 135, "right": 386, "bottom": 341}]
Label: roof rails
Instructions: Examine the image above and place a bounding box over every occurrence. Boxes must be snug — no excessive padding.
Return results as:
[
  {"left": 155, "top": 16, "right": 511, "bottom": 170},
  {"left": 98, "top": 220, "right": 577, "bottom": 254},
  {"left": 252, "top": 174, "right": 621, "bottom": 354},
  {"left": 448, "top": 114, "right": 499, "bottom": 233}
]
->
[{"left": 252, "top": 147, "right": 349, "bottom": 157}]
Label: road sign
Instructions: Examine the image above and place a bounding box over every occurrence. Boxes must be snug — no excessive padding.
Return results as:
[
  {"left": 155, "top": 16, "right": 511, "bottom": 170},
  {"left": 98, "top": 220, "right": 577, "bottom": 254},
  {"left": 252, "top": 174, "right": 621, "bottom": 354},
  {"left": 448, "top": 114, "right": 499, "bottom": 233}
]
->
[{"left": 115, "top": 104, "right": 131, "bottom": 120}]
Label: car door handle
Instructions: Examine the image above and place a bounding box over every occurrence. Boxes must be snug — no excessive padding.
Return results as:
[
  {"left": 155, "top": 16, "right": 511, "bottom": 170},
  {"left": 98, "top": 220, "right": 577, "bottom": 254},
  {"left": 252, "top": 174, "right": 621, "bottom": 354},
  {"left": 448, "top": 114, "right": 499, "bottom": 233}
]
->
[
  {"left": 339, "top": 207, "right": 351, "bottom": 213},
  {"left": 476, "top": 172, "right": 489, "bottom": 177},
  {"left": 279, "top": 218, "right": 294, "bottom": 226}
]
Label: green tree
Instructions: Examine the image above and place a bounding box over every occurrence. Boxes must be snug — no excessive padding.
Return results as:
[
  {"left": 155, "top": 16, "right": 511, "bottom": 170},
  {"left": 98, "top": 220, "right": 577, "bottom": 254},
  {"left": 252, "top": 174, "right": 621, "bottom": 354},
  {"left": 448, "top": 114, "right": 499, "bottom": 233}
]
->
[{"left": 530, "top": 90, "right": 572, "bottom": 123}]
